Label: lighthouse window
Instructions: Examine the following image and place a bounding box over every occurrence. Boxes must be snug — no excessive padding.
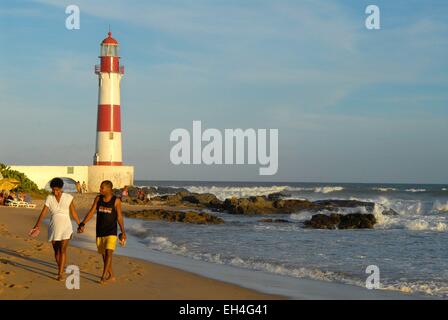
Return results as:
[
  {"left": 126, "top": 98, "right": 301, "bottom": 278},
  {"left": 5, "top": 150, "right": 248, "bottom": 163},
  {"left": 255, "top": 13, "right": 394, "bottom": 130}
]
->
[
  {"left": 109, "top": 132, "right": 114, "bottom": 140},
  {"left": 101, "top": 45, "right": 118, "bottom": 57}
]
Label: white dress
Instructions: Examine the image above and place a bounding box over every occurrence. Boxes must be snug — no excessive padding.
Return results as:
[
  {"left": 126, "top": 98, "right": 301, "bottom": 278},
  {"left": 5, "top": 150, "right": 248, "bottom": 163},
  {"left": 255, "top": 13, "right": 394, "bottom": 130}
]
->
[{"left": 45, "top": 193, "right": 74, "bottom": 241}]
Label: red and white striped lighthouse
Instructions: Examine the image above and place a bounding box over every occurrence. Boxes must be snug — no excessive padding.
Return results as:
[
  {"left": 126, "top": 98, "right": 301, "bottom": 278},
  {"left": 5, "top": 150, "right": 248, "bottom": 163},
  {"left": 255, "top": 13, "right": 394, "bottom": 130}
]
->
[{"left": 93, "top": 31, "right": 124, "bottom": 166}]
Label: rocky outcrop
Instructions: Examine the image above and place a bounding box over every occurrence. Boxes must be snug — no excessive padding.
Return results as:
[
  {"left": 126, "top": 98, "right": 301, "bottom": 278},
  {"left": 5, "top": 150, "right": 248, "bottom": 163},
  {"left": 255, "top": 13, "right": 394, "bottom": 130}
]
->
[
  {"left": 381, "top": 208, "right": 399, "bottom": 216},
  {"left": 267, "top": 192, "right": 291, "bottom": 201},
  {"left": 222, "top": 196, "right": 316, "bottom": 214},
  {"left": 150, "top": 191, "right": 223, "bottom": 208},
  {"left": 312, "top": 199, "right": 375, "bottom": 210},
  {"left": 303, "top": 213, "right": 376, "bottom": 229},
  {"left": 121, "top": 187, "right": 396, "bottom": 222},
  {"left": 123, "top": 209, "right": 224, "bottom": 225},
  {"left": 114, "top": 186, "right": 190, "bottom": 201}
]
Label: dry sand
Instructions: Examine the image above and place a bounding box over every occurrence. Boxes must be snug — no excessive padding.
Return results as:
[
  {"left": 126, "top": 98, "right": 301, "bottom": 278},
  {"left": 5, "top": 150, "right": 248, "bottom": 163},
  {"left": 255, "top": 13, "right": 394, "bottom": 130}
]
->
[{"left": 0, "top": 196, "right": 283, "bottom": 300}]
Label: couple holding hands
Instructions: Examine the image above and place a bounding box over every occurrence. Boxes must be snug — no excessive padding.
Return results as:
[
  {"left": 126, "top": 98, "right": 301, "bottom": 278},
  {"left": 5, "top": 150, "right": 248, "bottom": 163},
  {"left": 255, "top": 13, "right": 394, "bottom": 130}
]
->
[{"left": 31, "top": 178, "right": 126, "bottom": 284}]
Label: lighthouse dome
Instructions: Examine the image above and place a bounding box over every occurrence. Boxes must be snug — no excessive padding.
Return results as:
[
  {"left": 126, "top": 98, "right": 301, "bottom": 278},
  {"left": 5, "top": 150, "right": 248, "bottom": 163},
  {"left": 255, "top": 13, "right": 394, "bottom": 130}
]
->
[{"left": 102, "top": 32, "right": 118, "bottom": 45}]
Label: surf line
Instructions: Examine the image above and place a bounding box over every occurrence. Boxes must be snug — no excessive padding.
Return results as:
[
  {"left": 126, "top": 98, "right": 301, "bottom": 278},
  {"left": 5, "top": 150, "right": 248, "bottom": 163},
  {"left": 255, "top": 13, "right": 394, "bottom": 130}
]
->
[{"left": 170, "top": 121, "right": 278, "bottom": 175}]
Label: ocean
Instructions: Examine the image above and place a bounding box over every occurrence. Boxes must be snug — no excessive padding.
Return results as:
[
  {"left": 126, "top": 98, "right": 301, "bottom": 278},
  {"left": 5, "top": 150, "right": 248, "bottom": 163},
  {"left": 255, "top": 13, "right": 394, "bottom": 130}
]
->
[{"left": 75, "top": 181, "right": 448, "bottom": 298}]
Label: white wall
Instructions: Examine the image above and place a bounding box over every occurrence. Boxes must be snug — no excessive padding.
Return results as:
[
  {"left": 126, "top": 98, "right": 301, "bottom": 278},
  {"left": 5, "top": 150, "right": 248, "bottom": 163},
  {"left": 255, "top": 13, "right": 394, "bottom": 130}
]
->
[
  {"left": 10, "top": 166, "right": 89, "bottom": 190},
  {"left": 9, "top": 165, "right": 134, "bottom": 192},
  {"left": 88, "top": 165, "right": 134, "bottom": 192}
]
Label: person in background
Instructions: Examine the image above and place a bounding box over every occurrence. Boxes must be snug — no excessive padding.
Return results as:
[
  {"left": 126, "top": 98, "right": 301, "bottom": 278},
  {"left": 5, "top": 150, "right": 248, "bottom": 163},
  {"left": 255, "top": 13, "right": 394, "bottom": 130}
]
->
[
  {"left": 7, "top": 192, "right": 16, "bottom": 202},
  {"left": 121, "top": 186, "right": 129, "bottom": 198},
  {"left": 18, "top": 192, "right": 25, "bottom": 202},
  {"left": 82, "top": 181, "right": 87, "bottom": 194},
  {"left": 24, "top": 193, "right": 32, "bottom": 203},
  {"left": 0, "top": 192, "right": 4, "bottom": 206},
  {"left": 137, "top": 188, "right": 145, "bottom": 201},
  {"left": 76, "top": 181, "right": 82, "bottom": 194}
]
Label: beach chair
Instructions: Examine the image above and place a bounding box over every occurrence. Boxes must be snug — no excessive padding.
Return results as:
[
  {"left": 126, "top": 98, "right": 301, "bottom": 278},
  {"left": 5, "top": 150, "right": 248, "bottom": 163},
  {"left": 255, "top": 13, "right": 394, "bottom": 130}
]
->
[
  {"left": 5, "top": 199, "right": 36, "bottom": 209},
  {"left": 25, "top": 202, "right": 36, "bottom": 209},
  {"left": 16, "top": 201, "right": 26, "bottom": 207},
  {"left": 18, "top": 200, "right": 37, "bottom": 209},
  {"left": 6, "top": 199, "right": 19, "bottom": 207}
]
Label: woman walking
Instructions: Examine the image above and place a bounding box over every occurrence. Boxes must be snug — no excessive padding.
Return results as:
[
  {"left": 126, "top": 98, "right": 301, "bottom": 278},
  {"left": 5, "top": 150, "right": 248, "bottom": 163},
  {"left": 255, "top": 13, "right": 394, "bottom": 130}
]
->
[{"left": 31, "top": 178, "right": 81, "bottom": 281}]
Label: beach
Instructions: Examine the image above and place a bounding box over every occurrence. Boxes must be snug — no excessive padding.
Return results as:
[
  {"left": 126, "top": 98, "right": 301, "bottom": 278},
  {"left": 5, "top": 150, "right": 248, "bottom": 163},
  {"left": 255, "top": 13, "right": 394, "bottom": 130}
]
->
[{"left": 0, "top": 202, "right": 282, "bottom": 300}]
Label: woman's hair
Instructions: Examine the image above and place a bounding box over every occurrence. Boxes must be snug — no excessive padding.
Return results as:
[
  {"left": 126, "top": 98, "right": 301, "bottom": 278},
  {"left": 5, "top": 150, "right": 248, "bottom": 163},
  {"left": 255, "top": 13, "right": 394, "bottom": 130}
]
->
[{"left": 50, "top": 177, "right": 64, "bottom": 189}]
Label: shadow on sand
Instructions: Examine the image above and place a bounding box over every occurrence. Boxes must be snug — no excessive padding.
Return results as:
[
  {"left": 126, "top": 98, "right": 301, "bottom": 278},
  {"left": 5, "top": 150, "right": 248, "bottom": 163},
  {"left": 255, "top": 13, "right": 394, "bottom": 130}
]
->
[{"left": 0, "top": 247, "right": 100, "bottom": 283}]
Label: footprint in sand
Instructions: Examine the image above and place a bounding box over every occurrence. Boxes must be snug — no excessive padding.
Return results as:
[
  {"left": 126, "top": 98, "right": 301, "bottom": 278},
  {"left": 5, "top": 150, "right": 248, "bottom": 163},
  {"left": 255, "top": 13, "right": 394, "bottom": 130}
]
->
[
  {"left": 16, "top": 249, "right": 31, "bottom": 256},
  {"left": 7, "top": 284, "right": 29, "bottom": 289},
  {"left": 0, "top": 271, "right": 14, "bottom": 276}
]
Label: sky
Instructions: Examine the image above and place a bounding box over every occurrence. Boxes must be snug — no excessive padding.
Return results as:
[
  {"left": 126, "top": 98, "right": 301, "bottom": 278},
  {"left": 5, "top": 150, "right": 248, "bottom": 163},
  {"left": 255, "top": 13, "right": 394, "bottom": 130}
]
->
[{"left": 0, "top": 0, "right": 447, "bottom": 183}]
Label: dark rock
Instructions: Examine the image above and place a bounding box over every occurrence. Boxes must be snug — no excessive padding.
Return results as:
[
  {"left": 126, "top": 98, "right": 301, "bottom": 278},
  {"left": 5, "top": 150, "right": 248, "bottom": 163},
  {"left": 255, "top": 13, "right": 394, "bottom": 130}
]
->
[
  {"left": 312, "top": 200, "right": 375, "bottom": 211},
  {"left": 112, "top": 188, "right": 122, "bottom": 197},
  {"left": 222, "top": 196, "right": 274, "bottom": 214},
  {"left": 339, "top": 213, "right": 376, "bottom": 229},
  {"left": 122, "top": 197, "right": 147, "bottom": 205},
  {"left": 124, "top": 209, "right": 224, "bottom": 224},
  {"left": 149, "top": 191, "right": 223, "bottom": 209},
  {"left": 222, "top": 196, "right": 315, "bottom": 215},
  {"left": 267, "top": 192, "right": 291, "bottom": 201},
  {"left": 381, "top": 208, "right": 399, "bottom": 216},
  {"left": 273, "top": 199, "right": 316, "bottom": 211},
  {"left": 304, "top": 213, "right": 376, "bottom": 229},
  {"left": 303, "top": 214, "right": 341, "bottom": 229},
  {"left": 181, "top": 193, "right": 223, "bottom": 208},
  {"left": 127, "top": 186, "right": 139, "bottom": 198}
]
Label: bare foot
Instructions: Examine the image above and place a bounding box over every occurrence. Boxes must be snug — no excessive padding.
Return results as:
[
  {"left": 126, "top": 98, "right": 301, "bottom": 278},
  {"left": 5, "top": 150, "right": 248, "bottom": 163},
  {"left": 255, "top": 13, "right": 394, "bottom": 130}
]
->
[
  {"left": 106, "top": 273, "right": 116, "bottom": 282},
  {"left": 56, "top": 274, "right": 65, "bottom": 282}
]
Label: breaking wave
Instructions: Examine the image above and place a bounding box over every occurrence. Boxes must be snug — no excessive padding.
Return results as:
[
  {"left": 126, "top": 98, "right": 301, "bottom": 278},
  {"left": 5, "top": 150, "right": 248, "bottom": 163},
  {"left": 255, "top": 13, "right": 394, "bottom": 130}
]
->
[
  {"left": 185, "top": 185, "right": 288, "bottom": 200},
  {"left": 405, "top": 188, "right": 427, "bottom": 193},
  {"left": 184, "top": 185, "right": 344, "bottom": 200},
  {"left": 372, "top": 187, "right": 398, "bottom": 192}
]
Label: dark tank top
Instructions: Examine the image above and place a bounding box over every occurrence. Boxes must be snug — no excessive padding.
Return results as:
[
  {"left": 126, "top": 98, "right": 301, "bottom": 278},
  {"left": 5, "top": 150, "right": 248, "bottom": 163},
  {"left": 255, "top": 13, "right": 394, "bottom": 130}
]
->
[{"left": 96, "top": 195, "right": 118, "bottom": 237}]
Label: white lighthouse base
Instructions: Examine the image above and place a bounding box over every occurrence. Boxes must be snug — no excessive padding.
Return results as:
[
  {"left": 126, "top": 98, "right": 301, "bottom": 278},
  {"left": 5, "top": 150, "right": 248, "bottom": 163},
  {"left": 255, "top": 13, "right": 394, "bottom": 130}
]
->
[
  {"left": 87, "top": 165, "right": 134, "bottom": 192},
  {"left": 9, "top": 165, "right": 134, "bottom": 193}
]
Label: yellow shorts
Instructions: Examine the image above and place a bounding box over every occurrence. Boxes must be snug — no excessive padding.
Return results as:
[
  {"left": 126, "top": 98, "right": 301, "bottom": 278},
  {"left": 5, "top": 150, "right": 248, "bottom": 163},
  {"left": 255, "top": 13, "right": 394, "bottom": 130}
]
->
[{"left": 96, "top": 236, "right": 117, "bottom": 254}]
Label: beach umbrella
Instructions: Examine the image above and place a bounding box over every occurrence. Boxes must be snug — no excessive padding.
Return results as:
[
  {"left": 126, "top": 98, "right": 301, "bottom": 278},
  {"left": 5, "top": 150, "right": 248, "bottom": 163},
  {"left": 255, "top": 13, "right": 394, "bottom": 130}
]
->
[{"left": 0, "top": 178, "right": 20, "bottom": 191}]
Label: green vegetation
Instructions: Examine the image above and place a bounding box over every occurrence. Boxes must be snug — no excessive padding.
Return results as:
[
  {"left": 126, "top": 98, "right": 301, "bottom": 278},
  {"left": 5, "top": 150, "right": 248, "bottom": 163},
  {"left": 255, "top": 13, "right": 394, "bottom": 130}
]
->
[{"left": 0, "top": 163, "right": 49, "bottom": 198}]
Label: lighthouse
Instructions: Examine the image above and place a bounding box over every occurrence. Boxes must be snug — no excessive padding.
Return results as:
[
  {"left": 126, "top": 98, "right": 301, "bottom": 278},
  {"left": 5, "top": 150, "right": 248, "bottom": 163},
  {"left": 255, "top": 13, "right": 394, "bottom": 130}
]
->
[
  {"left": 10, "top": 31, "right": 134, "bottom": 193},
  {"left": 94, "top": 31, "right": 124, "bottom": 166}
]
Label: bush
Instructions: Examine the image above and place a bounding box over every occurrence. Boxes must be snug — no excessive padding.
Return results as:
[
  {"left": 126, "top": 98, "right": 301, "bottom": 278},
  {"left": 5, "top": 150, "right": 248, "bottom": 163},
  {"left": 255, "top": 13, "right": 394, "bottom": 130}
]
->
[{"left": 0, "top": 163, "right": 49, "bottom": 197}]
